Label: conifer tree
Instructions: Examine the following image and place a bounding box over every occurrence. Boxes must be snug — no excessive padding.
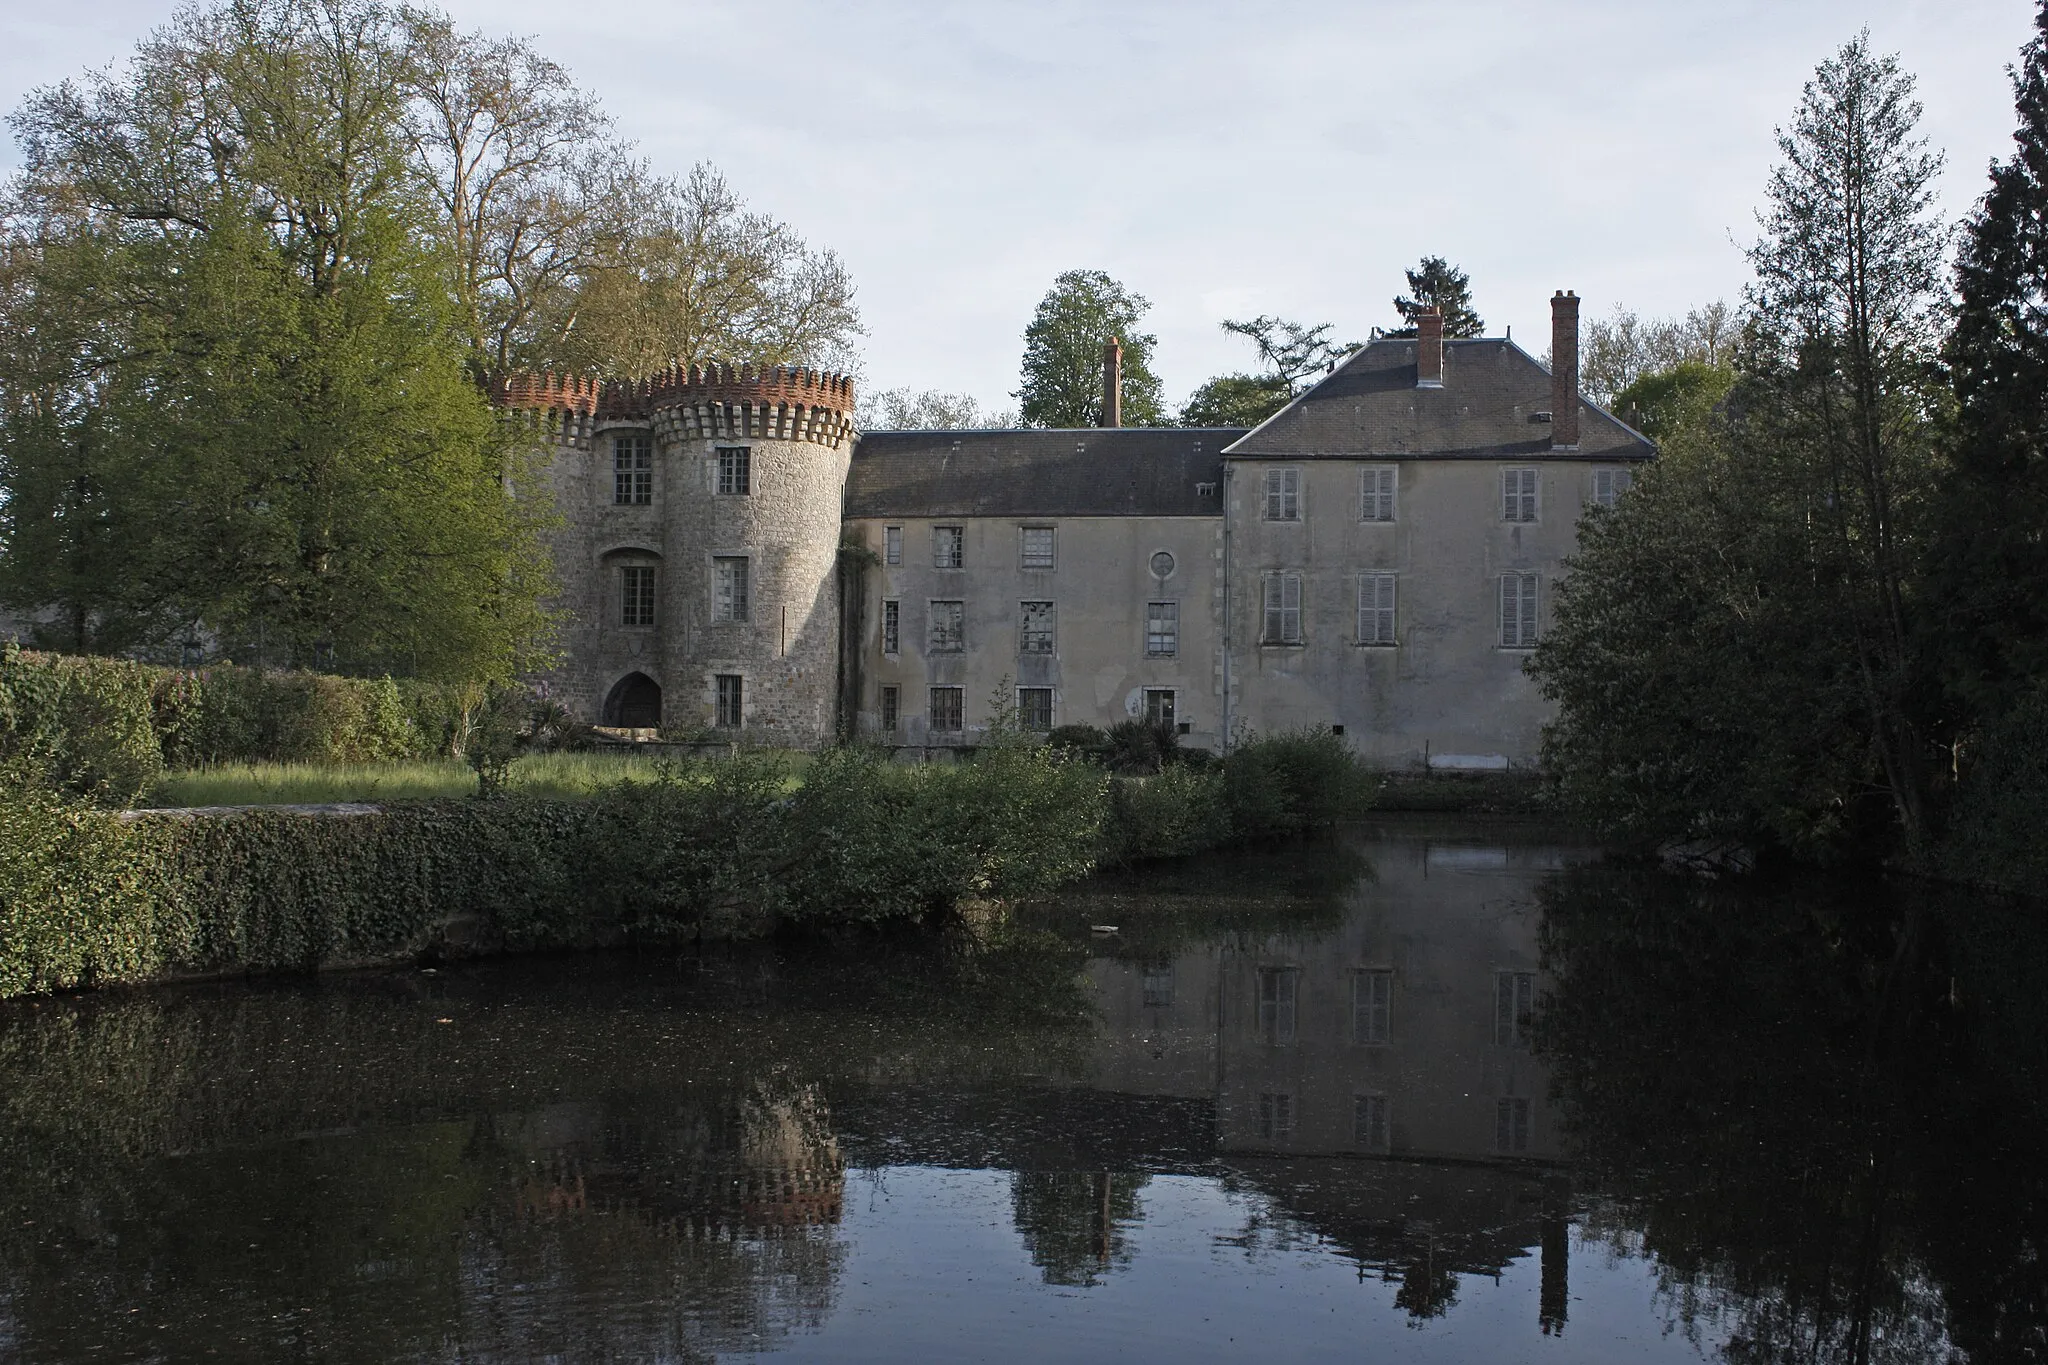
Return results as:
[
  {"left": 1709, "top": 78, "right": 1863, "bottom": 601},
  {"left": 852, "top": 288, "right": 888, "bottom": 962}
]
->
[
  {"left": 1938, "top": 0, "right": 2048, "bottom": 714},
  {"left": 1390, "top": 257, "right": 1483, "bottom": 338}
]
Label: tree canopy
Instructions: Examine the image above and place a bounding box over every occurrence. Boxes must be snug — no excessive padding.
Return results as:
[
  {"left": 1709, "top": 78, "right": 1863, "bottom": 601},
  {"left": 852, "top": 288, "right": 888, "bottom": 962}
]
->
[
  {"left": 1179, "top": 314, "right": 1357, "bottom": 428},
  {"left": 1532, "top": 31, "right": 1951, "bottom": 858},
  {"left": 0, "top": 0, "right": 864, "bottom": 675},
  {"left": 1015, "top": 270, "right": 1165, "bottom": 428},
  {"left": 1389, "top": 256, "right": 1483, "bottom": 338}
]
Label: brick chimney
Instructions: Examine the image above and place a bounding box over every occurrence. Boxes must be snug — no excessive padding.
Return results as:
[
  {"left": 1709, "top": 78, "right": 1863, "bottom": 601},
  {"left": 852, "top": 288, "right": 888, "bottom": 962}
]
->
[
  {"left": 1551, "top": 291, "right": 1580, "bottom": 449},
  {"left": 1102, "top": 337, "right": 1122, "bottom": 428},
  {"left": 1416, "top": 308, "right": 1444, "bottom": 388}
]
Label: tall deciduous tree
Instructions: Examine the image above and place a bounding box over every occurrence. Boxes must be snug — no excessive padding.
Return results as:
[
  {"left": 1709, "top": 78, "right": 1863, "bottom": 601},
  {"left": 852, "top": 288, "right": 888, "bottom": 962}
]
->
[
  {"left": 1015, "top": 270, "right": 1165, "bottom": 428},
  {"left": 1579, "top": 301, "right": 1739, "bottom": 407},
  {"left": 1389, "top": 256, "right": 1483, "bottom": 338},
  {"left": 0, "top": 0, "right": 555, "bottom": 676},
  {"left": 1937, "top": 0, "right": 2048, "bottom": 718}
]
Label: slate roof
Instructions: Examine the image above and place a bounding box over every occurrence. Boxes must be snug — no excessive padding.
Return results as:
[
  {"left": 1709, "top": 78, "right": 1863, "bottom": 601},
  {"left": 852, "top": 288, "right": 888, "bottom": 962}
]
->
[
  {"left": 1224, "top": 337, "right": 1654, "bottom": 461},
  {"left": 845, "top": 428, "right": 1242, "bottom": 519}
]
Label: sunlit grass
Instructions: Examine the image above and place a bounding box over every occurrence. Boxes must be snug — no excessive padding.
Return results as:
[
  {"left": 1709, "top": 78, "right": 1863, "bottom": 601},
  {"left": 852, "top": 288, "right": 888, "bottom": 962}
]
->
[{"left": 142, "top": 751, "right": 680, "bottom": 808}]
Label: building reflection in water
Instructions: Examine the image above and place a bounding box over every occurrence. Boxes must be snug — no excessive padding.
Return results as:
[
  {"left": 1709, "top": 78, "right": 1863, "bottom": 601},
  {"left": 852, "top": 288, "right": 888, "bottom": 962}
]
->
[{"left": 1075, "top": 822, "right": 1591, "bottom": 1326}]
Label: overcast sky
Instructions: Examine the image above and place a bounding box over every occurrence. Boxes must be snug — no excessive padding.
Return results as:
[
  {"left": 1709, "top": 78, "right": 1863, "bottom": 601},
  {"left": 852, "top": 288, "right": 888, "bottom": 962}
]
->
[{"left": 4, "top": 0, "right": 2039, "bottom": 411}]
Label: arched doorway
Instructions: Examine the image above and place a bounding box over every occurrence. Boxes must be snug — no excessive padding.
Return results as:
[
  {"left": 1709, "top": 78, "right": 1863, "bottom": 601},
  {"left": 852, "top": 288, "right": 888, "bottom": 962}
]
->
[{"left": 604, "top": 672, "right": 662, "bottom": 728}]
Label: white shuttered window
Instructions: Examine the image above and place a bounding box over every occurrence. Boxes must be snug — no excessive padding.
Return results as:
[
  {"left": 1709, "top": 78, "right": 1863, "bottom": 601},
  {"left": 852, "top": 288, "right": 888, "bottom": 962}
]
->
[
  {"left": 1358, "top": 574, "right": 1397, "bottom": 645},
  {"left": 1361, "top": 466, "right": 1397, "bottom": 521},
  {"left": 1263, "top": 468, "right": 1301, "bottom": 521},
  {"left": 1262, "top": 572, "right": 1304, "bottom": 643},
  {"left": 1499, "top": 573, "right": 1539, "bottom": 648},
  {"left": 1503, "top": 468, "right": 1539, "bottom": 522}
]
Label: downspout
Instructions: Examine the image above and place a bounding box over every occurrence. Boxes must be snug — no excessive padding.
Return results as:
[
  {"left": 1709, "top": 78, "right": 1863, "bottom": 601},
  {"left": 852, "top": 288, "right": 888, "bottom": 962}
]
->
[{"left": 1221, "top": 464, "right": 1234, "bottom": 755}]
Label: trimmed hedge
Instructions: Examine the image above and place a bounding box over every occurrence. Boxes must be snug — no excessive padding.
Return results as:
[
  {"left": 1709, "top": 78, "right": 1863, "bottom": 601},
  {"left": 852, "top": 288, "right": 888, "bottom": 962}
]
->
[
  {"left": 0, "top": 645, "right": 486, "bottom": 805},
  {"left": 0, "top": 726, "right": 1381, "bottom": 999},
  {"left": 0, "top": 745, "right": 1113, "bottom": 998}
]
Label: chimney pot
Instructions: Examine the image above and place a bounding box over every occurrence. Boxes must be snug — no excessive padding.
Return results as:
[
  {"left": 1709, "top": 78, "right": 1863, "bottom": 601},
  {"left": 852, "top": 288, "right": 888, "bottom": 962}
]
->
[
  {"left": 1416, "top": 309, "right": 1444, "bottom": 388},
  {"left": 1101, "top": 337, "right": 1123, "bottom": 428},
  {"left": 1551, "top": 291, "right": 1581, "bottom": 450}
]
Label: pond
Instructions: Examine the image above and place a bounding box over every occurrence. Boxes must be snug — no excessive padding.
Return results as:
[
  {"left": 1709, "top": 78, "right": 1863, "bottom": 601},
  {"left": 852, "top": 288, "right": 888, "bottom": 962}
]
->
[{"left": 0, "top": 818, "right": 2040, "bottom": 1363}]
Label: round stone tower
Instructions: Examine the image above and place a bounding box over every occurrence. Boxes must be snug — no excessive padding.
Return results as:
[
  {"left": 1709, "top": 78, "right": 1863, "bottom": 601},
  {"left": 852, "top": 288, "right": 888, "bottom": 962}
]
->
[{"left": 495, "top": 363, "right": 856, "bottom": 745}]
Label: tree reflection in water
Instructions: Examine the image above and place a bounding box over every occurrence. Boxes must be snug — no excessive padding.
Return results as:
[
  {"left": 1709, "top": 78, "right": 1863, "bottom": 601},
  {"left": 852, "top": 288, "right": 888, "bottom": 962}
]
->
[{"left": 1537, "top": 866, "right": 2048, "bottom": 1364}]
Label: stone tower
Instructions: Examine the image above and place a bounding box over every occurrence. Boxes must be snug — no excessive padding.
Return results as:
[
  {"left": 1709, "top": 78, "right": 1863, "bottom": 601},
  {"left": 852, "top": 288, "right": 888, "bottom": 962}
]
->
[{"left": 495, "top": 364, "right": 856, "bottom": 744}]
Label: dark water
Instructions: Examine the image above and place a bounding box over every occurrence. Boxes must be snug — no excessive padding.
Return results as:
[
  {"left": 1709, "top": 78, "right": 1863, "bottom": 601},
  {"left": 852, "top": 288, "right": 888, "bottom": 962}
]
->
[{"left": 1, "top": 819, "right": 2043, "bottom": 1364}]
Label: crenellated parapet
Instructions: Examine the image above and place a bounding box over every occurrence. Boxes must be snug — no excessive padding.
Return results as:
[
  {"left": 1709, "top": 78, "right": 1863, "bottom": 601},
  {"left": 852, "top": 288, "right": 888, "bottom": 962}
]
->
[{"left": 492, "top": 364, "right": 856, "bottom": 450}]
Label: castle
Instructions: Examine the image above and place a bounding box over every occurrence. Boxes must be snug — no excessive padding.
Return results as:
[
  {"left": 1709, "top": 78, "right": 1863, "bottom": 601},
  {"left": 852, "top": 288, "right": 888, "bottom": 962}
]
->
[{"left": 495, "top": 291, "right": 1652, "bottom": 766}]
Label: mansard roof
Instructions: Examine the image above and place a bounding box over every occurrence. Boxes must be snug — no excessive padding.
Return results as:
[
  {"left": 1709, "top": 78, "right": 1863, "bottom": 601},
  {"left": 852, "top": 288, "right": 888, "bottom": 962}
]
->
[
  {"left": 1223, "top": 337, "right": 1654, "bottom": 461},
  {"left": 846, "top": 427, "right": 1242, "bottom": 519}
]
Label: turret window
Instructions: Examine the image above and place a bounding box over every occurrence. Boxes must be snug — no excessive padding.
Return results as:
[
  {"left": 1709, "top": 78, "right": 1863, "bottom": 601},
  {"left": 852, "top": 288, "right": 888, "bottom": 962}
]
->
[
  {"left": 620, "top": 566, "right": 656, "bottom": 627},
  {"left": 713, "top": 556, "right": 750, "bottom": 623},
  {"left": 613, "top": 435, "right": 652, "bottom": 505},
  {"left": 717, "top": 446, "right": 751, "bottom": 495}
]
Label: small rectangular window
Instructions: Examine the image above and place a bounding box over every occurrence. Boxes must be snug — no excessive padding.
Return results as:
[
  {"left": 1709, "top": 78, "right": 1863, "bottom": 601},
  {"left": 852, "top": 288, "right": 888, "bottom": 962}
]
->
[
  {"left": 1495, "top": 971, "right": 1536, "bottom": 1046},
  {"left": 1256, "top": 967, "right": 1297, "bottom": 1044},
  {"left": 882, "top": 599, "right": 900, "bottom": 655},
  {"left": 714, "top": 674, "right": 743, "bottom": 729},
  {"left": 1357, "top": 574, "right": 1397, "bottom": 646},
  {"left": 928, "top": 600, "right": 964, "bottom": 652},
  {"left": 1258, "top": 1092, "right": 1295, "bottom": 1140},
  {"left": 1500, "top": 573, "right": 1539, "bottom": 649},
  {"left": 1141, "top": 959, "right": 1175, "bottom": 1008},
  {"left": 1592, "top": 467, "right": 1633, "bottom": 507},
  {"left": 1146, "top": 601, "right": 1179, "bottom": 658},
  {"left": 933, "top": 525, "right": 964, "bottom": 569},
  {"left": 884, "top": 525, "right": 902, "bottom": 565},
  {"left": 929, "top": 686, "right": 964, "bottom": 732},
  {"left": 1019, "top": 601, "right": 1055, "bottom": 655},
  {"left": 620, "top": 565, "right": 656, "bottom": 627},
  {"left": 1262, "top": 571, "right": 1303, "bottom": 644},
  {"left": 1263, "top": 468, "right": 1301, "bottom": 521},
  {"left": 1020, "top": 526, "right": 1056, "bottom": 570},
  {"left": 713, "top": 556, "right": 749, "bottom": 623},
  {"left": 1352, "top": 969, "right": 1393, "bottom": 1044},
  {"left": 716, "top": 445, "right": 751, "bottom": 495},
  {"left": 1361, "top": 466, "right": 1397, "bottom": 522},
  {"left": 1496, "top": 1097, "right": 1532, "bottom": 1154},
  {"left": 880, "top": 685, "right": 899, "bottom": 734},
  {"left": 1503, "top": 468, "right": 1539, "bottom": 522},
  {"left": 1017, "top": 686, "right": 1054, "bottom": 732},
  {"left": 1354, "top": 1094, "right": 1390, "bottom": 1152},
  {"left": 1144, "top": 689, "right": 1176, "bottom": 728},
  {"left": 613, "top": 434, "right": 652, "bottom": 505}
]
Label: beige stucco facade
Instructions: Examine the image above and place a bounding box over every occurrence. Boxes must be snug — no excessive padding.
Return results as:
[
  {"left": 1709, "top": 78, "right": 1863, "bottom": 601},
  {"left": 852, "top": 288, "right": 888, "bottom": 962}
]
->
[
  {"left": 844, "top": 514, "right": 1224, "bottom": 748},
  {"left": 1222, "top": 453, "right": 1638, "bottom": 767}
]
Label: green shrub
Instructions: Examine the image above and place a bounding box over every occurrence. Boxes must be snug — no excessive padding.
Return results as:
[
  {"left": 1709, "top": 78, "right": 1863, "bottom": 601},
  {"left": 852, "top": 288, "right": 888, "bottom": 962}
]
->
[
  {"left": 0, "top": 765, "right": 159, "bottom": 995},
  {"left": 1103, "top": 766, "right": 1232, "bottom": 863},
  {"left": 1221, "top": 728, "right": 1380, "bottom": 840},
  {"left": 0, "top": 647, "right": 163, "bottom": 805}
]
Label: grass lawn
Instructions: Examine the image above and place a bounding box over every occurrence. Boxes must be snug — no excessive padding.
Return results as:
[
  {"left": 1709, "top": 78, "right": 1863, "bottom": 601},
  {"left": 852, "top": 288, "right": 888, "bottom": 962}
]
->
[{"left": 141, "top": 751, "right": 682, "bottom": 807}]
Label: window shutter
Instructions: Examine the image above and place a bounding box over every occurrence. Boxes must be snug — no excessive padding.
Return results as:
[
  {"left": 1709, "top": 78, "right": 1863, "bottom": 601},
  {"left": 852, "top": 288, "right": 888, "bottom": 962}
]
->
[
  {"left": 1264, "top": 574, "right": 1283, "bottom": 641},
  {"left": 1283, "top": 573, "right": 1302, "bottom": 641},
  {"left": 1265, "top": 472, "right": 1283, "bottom": 521}
]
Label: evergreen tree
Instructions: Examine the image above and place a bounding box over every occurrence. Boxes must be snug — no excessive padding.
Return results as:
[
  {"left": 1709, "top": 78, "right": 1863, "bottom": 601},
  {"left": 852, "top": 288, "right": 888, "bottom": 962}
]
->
[
  {"left": 1390, "top": 256, "right": 1483, "bottom": 338},
  {"left": 1178, "top": 315, "right": 1356, "bottom": 428},
  {"left": 1937, "top": 0, "right": 2048, "bottom": 717},
  {"left": 1532, "top": 33, "right": 1950, "bottom": 860},
  {"left": 1015, "top": 270, "right": 1165, "bottom": 427}
]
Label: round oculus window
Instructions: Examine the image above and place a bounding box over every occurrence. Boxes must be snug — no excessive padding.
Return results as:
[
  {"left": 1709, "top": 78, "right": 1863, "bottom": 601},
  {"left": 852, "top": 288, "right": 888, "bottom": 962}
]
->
[{"left": 1150, "top": 550, "right": 1176, "bottom": 579}]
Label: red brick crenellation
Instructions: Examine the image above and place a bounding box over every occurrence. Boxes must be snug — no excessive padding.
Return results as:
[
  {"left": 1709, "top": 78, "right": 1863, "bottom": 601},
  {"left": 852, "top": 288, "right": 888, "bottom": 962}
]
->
[{"left": 491, "top": 364, "right": 855, "bottom": 423}]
